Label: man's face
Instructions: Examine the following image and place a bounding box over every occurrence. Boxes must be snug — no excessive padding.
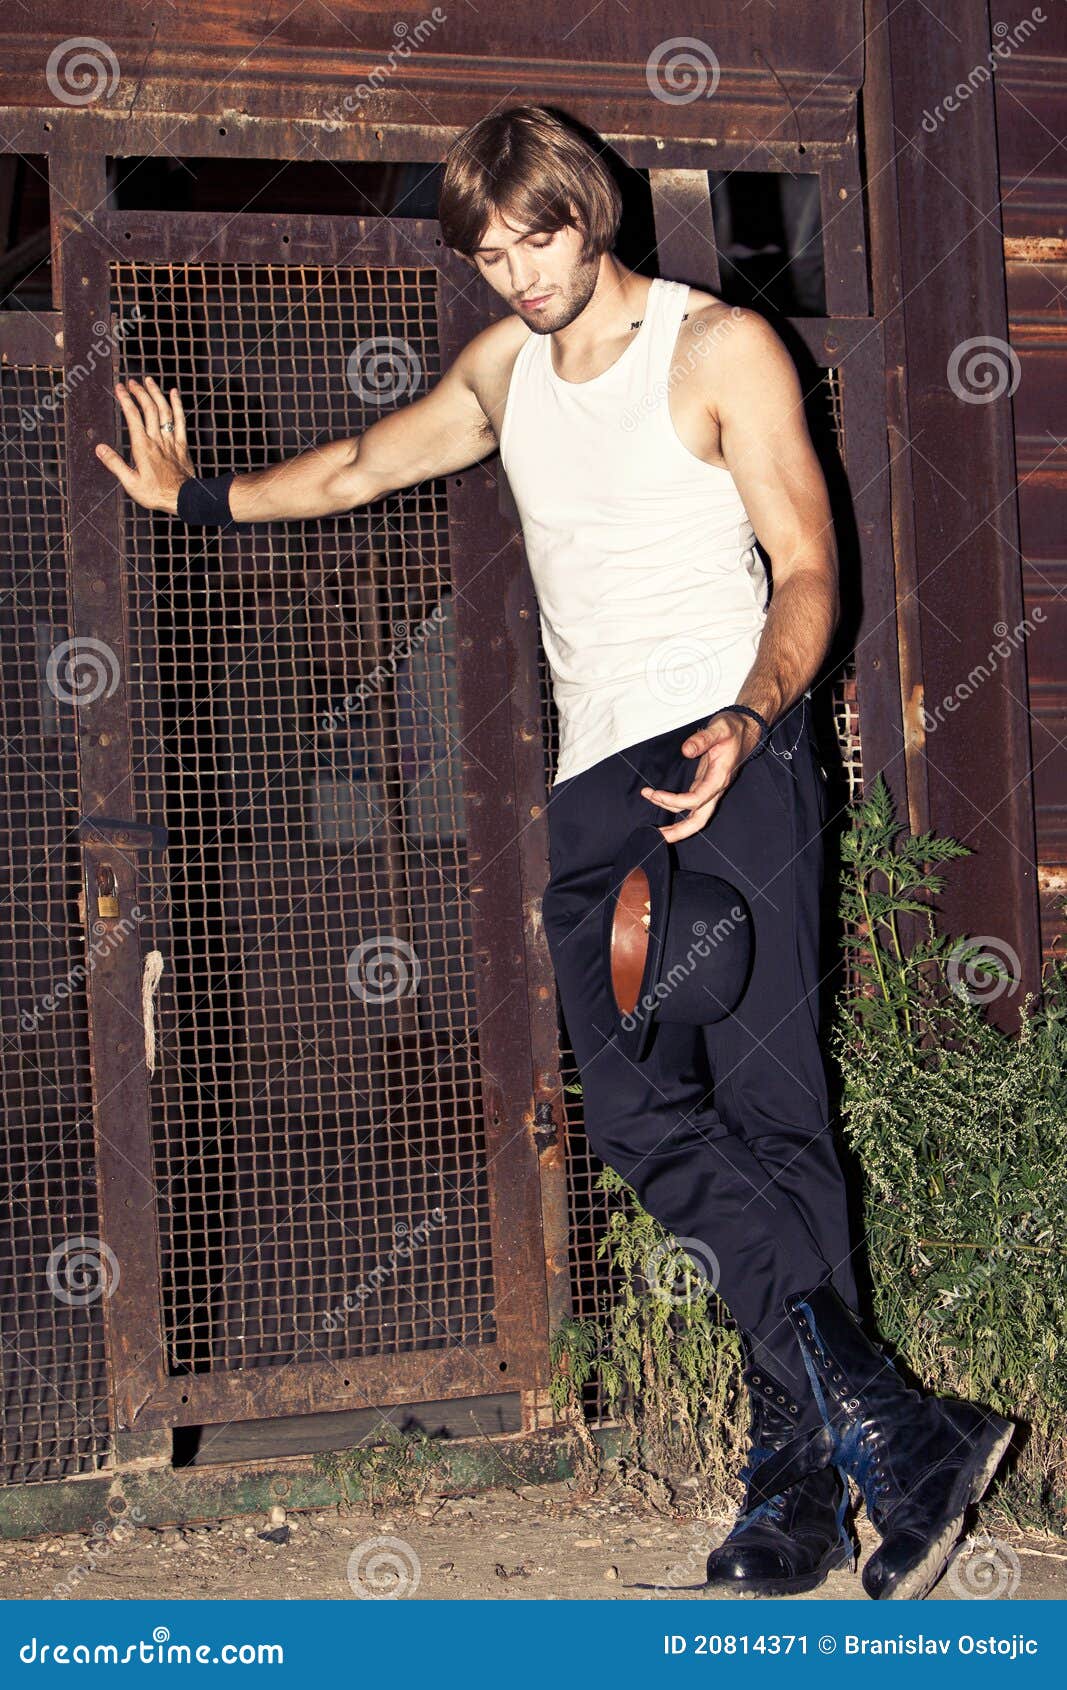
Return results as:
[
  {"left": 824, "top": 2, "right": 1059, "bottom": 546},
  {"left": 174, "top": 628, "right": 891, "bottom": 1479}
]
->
[{"left": 469, "top": 207, "right": 600, "bottom": 333}]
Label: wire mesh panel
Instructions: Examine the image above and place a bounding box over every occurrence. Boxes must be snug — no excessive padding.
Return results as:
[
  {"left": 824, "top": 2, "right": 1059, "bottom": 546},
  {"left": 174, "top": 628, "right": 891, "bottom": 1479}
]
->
[
  {"left": 109, "top": 259, "right": 496, "bottom": 1384},
  {"left": 0, "top": 370, "right": 112, "bottom": 1483}
]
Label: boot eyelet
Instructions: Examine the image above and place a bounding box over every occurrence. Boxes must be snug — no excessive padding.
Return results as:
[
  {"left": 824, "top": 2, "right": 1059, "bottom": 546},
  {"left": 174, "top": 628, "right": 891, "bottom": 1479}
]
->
[{"left": 751, "top": 1374, "right": 761, "bottom": 1384}]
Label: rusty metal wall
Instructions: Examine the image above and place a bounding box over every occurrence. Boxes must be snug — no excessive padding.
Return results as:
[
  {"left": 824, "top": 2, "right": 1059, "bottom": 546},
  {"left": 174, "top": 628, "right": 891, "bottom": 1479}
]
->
[
  {"left": 0, "top": 4, "right": 866, "bottom": 146},
  {"left": 862, "top": 0, "right": 1043, "bottom": 1026},
  {"left": 0, "top": 363, "right": 113, "bottom": 1483},
  {"left": 995, "top": 11, "right": 1067, "bottom": 965}
]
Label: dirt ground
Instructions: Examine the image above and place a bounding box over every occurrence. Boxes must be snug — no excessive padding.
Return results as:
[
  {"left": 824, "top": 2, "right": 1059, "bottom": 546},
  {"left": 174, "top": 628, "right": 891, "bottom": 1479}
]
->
[{"left": 2, "top": 1476, "right": 1065, "bottom": 1602}]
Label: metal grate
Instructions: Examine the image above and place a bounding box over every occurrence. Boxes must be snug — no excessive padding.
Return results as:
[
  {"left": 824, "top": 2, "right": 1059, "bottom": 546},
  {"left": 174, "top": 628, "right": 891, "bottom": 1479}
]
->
[
  {"left": 0, "top": 369, "right": 112, "bottom": 1483},
  {"left": 535, "top": 652, "right": 619, "bottom": 1422},
  {"left": 110, "top": 261, "right": 496, "bottom": 1378},
  {"left": 832, "top": 660, "right": 864, "bottom": 804},
  {"left": 538, "top": 360, "right": 866, "bottom": 1425}
]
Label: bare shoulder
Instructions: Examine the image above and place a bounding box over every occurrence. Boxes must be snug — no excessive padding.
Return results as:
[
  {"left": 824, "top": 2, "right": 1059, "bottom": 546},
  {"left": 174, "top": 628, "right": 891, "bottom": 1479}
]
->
[
  {"left": 683, "top": 300, "right": 797, "bottom": 394},
  {"left": 451, "top": 312, "right": 532, "bottom": 438}
]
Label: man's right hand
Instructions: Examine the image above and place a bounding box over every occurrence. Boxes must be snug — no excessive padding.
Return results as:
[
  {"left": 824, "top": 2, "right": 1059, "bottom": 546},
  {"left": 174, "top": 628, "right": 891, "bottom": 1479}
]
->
[{"left": 95, "top": 376, "right": 196, "bottom": 515}]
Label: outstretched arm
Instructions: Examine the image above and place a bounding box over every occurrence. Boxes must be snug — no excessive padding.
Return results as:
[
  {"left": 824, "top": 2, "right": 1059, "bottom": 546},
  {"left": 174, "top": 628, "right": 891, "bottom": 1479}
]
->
[{"left": 95, "top": 339, "right": 497, "bottom": 522}]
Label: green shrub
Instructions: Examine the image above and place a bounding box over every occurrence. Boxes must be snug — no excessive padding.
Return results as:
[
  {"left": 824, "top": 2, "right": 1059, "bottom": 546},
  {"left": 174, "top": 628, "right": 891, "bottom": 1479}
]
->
[
  {"left": 312, "top": 1424, "right": 445, "bottom": 1508},
  {"left": 832, "top": 772, "right": 1067, "bottom": 1533},
  {"left": 550, "top": 1174, "right": 747, "bottom": 1514}
]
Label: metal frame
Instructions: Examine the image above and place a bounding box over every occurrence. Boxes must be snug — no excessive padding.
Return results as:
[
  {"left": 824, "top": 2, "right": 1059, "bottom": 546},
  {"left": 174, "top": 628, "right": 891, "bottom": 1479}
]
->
[
  {"left": 49, "top": 205, "right": 554, "bottom": 1436},
  {"left": 862, "top": 0, "right": 1041, "bottom": 1020}
]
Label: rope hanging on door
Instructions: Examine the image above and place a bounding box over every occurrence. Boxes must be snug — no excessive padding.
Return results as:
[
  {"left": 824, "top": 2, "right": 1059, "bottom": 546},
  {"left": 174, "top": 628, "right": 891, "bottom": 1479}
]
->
[{"left": 141, "top": 949, "right": 165, "bottom": 1073}]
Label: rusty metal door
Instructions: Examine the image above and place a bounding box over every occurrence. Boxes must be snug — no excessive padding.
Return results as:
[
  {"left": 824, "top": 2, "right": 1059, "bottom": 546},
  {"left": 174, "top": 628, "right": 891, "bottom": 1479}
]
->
[{"left": 56, "top": 209, "right": 550, "bottom": 1438}]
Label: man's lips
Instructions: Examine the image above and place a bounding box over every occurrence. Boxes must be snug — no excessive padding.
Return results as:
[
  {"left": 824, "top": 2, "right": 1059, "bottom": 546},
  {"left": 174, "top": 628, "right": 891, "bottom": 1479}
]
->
[{"left": 519, "top": 292, "right": 552, "bottom": 307}]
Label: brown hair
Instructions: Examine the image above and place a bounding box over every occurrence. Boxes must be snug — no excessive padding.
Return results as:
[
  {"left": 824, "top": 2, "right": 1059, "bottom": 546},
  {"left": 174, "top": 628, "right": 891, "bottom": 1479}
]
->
[{"left": 438, "top": 105, "right": 623, "bottom": 266}]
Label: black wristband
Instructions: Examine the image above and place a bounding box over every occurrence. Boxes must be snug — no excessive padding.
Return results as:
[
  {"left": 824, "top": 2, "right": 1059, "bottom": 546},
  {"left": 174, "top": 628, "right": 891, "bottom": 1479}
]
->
[
  {"left": 176, "top": 471, "right": 243, "bottom": 530},
  {"left": 712, "top": 703, "right": 772, "bottom": 758}
]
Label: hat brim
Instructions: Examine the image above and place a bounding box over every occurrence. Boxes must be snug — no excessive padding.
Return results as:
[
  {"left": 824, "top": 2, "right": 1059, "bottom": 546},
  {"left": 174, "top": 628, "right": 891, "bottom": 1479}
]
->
[{"left": 602, "top": 824, "right": 673, "bottom": 1063}]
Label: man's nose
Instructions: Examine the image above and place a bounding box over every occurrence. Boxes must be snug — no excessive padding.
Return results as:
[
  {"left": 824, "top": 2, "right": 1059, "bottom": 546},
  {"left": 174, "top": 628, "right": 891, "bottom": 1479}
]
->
[{"left": 509, "top": 264, "right": 540, "bottom": 295}]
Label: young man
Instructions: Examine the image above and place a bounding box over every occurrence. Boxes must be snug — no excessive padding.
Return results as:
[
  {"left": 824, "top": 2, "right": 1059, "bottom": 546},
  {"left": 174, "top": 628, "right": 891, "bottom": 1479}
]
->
[{"left": 96, "top": 104, "right": 1012, "bottom": 1601}]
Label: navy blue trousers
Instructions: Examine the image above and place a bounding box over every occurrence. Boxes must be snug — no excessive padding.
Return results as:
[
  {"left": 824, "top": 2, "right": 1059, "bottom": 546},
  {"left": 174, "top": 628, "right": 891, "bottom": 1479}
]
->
[{"left": 541, "top": 694, "right": 859, "bottom": 1421}]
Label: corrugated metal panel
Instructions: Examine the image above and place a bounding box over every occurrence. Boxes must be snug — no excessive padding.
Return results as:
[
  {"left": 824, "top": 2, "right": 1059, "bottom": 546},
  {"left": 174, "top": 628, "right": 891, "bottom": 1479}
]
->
[
  {"left": 997, "top": 10, "right": 1067, "bottom": 963},
  {"left": 0, "top": 5, "right": 865, "bottom": 142}
]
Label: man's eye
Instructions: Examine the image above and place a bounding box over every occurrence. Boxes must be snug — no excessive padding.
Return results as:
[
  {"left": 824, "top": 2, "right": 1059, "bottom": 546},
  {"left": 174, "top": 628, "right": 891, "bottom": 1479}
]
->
[{"left": 480, "top": 233, "right": 552, "bottom": 266}]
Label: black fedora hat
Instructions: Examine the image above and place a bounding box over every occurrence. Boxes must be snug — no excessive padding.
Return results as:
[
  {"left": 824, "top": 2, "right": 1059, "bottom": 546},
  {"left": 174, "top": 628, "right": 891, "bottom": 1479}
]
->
[{"left": 602, "top": 823, "right": 754, "bottom": 1062}]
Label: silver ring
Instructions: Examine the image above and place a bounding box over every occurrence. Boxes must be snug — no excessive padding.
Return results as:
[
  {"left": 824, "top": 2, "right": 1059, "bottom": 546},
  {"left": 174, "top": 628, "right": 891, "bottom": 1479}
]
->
[{"left": 160, "top": 422, "right": 174, "bottom": 433}]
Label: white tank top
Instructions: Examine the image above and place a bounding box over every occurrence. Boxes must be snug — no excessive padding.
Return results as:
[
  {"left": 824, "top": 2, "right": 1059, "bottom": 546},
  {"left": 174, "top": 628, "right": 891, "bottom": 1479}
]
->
[{"left": 498, "top": 276, "right": 768, "bottom": 786}]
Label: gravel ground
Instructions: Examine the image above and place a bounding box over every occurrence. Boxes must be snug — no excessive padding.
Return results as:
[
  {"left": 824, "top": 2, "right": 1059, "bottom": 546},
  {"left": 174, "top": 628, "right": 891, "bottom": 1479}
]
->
[{"left": 1, "top": 1477, "right": 1064, "bottom": 1602}]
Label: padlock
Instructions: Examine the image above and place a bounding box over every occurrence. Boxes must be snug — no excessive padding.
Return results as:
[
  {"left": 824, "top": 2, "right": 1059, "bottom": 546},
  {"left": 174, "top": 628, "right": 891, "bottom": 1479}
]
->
[{"left": 95, "top": 862, "right": 120, "bottom": 919}]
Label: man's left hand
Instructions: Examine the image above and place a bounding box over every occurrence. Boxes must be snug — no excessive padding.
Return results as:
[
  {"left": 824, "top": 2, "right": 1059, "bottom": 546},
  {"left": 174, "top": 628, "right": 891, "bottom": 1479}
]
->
[{"left": 640, "top": 710, "right": 762, "bottom": 842}]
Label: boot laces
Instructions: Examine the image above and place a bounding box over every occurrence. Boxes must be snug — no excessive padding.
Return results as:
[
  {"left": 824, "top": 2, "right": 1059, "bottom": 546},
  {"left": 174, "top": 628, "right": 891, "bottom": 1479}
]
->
[
  {"left": 739, "top": 1446, "right": 791, "bottom": 1526},
  {"left": 848, "top": 1417, "right": 893, "bottom": 1505}
]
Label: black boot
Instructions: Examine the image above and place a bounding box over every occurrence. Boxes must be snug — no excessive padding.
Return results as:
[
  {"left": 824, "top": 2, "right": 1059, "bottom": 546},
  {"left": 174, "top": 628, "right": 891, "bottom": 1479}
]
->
[
  {"left": 781, "top": 1279, "right": 1015, "bottom": 1601},
  {"left": 703, "top": 1362, "right": 856, "bottom": 1597}
]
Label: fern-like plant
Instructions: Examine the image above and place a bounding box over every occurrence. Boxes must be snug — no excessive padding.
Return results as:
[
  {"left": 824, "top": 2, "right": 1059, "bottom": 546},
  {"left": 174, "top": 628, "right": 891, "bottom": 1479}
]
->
[{"left": 833, "top": 773, "right": 1067, "bottom": 1532}]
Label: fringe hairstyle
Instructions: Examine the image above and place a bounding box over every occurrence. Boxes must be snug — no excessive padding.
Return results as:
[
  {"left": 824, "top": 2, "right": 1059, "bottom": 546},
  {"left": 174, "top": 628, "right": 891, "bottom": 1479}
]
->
[{"left": 438, "top": 105, "right": 623, "bottom": 266}]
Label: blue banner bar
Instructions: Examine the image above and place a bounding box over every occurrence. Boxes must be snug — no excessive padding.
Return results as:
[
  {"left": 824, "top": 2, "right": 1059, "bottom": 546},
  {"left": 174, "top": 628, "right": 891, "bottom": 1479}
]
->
[{"left": 2, "top": 1598, "right": 1065, "bottom": 1685}]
